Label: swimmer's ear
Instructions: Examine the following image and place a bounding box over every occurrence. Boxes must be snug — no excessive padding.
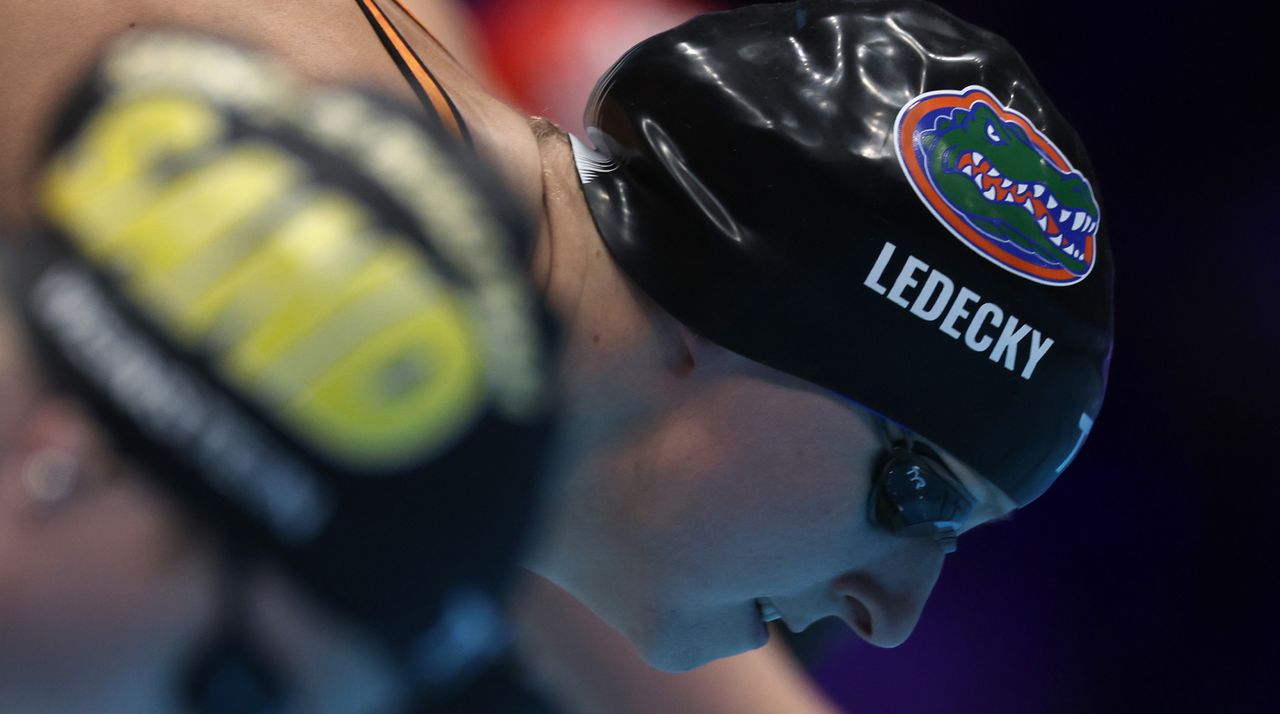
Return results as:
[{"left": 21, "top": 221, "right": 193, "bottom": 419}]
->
[
  {"left": 15, "top": 399, "right": 98, "bottom": 458},
  {"left": 0, "top": 398, "right": 98, "bottom": 514}
]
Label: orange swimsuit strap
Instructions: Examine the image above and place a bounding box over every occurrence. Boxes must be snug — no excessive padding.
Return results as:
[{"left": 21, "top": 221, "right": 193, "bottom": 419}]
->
[{"left": 354, "top": 0, "right": 470, "bottom": 143}]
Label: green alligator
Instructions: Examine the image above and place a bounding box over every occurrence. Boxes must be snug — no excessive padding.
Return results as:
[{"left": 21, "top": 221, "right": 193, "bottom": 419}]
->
[{"left": 922, "top": 103, "right": 1098, "bottom": 275}]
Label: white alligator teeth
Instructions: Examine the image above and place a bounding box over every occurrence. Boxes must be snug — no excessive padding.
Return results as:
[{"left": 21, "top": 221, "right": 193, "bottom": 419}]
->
[
  {"left": 1051, "top": 234, "right": 1063, "bottom": 246},
  {"left": 972, "top": 151, "right": 985, "bottom": 165},
  {"left": 1046, "top": 196, "right": 1059, "bottom": 209},
  {"left": 989, "top": 166, "right": 1002, "bottom": 177},
  {"left": 1017, "top": 183, "right": 1029, "bottom": 194},
  {"left": 1034, "top": 185, "right": 1045, "bottom": 197},
  {"left": 1024, "top": 202, "right": 1036, "bottom": 215},
  {"left": 1003, "top": 192, "right": 1016, "bottom": 203},
  {"left": 1072, "top": 213, "right": 1087, "bottom": 231},
  {"left": 962, "top": 165, "right": 973, "bottom": 176},
  {"left": 1060, "top": 209, "right": 1071, "bottom": 224},
  {"left": 983, "top": 186, "right": 997, "bottom": 200},
  {"left": 1000, "top": 178, "right": 1012, "bottom": 189},
  {"left": 973, "top": 175, "right": 985, "bottom": 189},
  {"left": 1037, "top": 216, "right": 1048, "bottom": 231}
]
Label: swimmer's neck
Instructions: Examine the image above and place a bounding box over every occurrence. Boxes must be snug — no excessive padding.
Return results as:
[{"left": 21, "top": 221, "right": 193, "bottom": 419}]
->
[
  {"left": 520, "top": 118, "right": 689, "bottom": 598},
  {"left": 527, "top": 116, "right": 691, "bottom": 412}
]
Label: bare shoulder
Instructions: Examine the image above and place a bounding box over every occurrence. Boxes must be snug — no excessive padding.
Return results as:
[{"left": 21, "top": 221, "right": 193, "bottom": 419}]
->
[
  {"left": 395, "top": 0, "right": 496, "bottom": 86},
  {"left": 372, "top": 0, "right": 544, "bottom": 212},
  {"left": 0, "top": 0, "right": 399, "bottom": 224},
  {"left": 0, "top": 0, "right": 542, "bottom": 224}
]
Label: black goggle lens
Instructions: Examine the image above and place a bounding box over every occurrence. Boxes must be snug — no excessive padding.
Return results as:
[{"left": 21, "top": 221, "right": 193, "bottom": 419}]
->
[{"left": 868, "top": 447, "right": 976, "bottom": 553}]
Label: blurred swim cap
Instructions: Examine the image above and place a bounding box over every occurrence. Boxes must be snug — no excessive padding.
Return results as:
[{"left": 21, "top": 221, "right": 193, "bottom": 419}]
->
[
  {"left": 572, "top": 0, "right": 1113, "bottom": 506},
  {"left": 4, "top": 30, "right": 556, "bottom": 691}
]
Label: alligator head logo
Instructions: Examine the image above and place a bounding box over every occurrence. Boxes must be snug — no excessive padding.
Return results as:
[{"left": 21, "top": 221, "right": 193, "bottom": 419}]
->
[{"left": 895, "top": 86, "right": 1099, "bottom": 286}]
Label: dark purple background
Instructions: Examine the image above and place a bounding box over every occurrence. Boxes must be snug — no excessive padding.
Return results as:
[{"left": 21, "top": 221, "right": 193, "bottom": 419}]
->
[{"left": 794, "top": 2, "right": 1278, "bottom": 712}]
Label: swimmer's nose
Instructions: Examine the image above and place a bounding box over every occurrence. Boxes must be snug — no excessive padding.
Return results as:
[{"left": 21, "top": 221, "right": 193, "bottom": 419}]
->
[{"left": 831, "top": 542, "right": 945, "bottom": 648}]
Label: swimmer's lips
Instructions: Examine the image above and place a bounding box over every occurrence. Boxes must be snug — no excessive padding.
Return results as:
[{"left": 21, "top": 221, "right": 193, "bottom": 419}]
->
[
  {"left": 756, "top": 596, "right": 807, "bottom": 635},
  {"left": 756, "top": 597, "right": 783, "bottom": 624},
  {"left": 755, "top": 596, "right": 866, "bottom": 638}
]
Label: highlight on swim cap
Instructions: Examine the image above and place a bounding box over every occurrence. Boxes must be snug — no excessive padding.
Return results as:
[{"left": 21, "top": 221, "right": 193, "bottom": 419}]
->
[
  {"left": 4, "top": 29, "right": 556, "bottom": 688},
  {"left": 573, "top": 0, "right": 1113, "bottom": 507}
]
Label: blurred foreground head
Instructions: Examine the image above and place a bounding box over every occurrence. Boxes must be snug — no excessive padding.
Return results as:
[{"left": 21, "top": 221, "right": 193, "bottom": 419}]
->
[{"left": 0, "top": 30, "right": 555, "bottom": 713}]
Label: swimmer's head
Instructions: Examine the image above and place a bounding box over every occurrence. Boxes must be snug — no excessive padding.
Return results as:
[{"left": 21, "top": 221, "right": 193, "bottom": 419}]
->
[
  {"left": 574, "top": 0, "right": 1112, "bottom": 508},
  {"left": 1, "top": 29, "right": 557, "bottom": 708},
  {"left": 539, "top": 0, "right": 1110, "bottom": 670}
]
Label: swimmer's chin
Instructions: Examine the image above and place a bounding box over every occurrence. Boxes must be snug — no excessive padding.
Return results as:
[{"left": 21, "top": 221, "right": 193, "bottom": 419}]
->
[
  {"left": 641, "top": 647, "right": 708, "bottom": 674},
  {"left": 642, "top": 640, "right": 769, "bottom": 673},
  {"left": 636, "top": 621, "right": 771, "bottom": 673}
]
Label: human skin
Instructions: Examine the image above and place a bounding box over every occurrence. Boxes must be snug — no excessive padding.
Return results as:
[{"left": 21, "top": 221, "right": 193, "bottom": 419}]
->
[
  {"left": 0, "top": 1, "right": 543, "bottom": 228},
  {"left": 0, "top": 1, "right": 1017, "bottom": 709}
]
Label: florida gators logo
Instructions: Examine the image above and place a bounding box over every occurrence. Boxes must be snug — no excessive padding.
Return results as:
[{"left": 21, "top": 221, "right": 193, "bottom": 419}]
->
[{"left": 895, "top": 86, "right": 1099, "bottom": 286}]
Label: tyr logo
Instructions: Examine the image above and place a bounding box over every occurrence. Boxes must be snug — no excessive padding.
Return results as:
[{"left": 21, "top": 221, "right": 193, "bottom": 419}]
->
[{"left": 907, "top": 465, "right": 927, "bottom": 490}]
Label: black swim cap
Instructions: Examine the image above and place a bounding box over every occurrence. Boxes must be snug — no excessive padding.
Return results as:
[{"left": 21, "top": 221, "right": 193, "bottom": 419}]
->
[
  {"left": 5, "top": 30, "right": 555, "bottom": 690},
  {"left": 573, "top": 0, "right": 1113, "bottom": 506}
]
